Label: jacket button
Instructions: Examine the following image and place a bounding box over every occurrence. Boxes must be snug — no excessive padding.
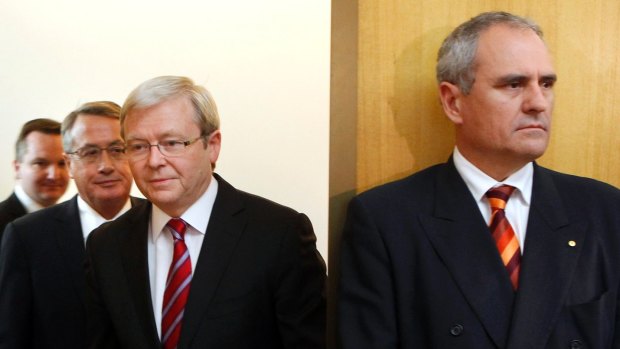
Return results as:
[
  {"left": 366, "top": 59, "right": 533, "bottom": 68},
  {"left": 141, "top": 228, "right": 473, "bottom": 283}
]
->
[
  {"left": 569, "top": 339, "right": 582, "bottom": 349},
  {"left": 449, "top": 324, "right": 463, "bottom": 336}
]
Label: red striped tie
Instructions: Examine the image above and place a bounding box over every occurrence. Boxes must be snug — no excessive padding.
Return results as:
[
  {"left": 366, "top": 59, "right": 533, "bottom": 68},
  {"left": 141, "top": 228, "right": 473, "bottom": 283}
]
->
[
  {"left": 486, "top": 185, "right": 521, "bottom": 290},
  {"left": 162, "top": 218, "right": 192, "bottom": 349}
]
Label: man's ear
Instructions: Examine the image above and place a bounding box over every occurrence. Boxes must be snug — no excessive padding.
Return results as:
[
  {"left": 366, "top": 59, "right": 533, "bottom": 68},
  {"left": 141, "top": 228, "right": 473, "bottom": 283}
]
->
[
  {"left": 13, "top": 160, "right": 20, "bottom": 180},
  {"left": 438, "top": 81, "right": 464, "bottom": 125},
  {"left": 206, "top": 130, "right": 221, "bottom": 168},
  {"left": 63, "top": 154, "right": 75, "bottom": 179}
]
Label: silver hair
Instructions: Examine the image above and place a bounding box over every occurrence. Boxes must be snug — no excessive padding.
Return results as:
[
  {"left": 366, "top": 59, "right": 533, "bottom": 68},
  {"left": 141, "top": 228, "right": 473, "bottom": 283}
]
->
[
  {"left": 436, "top": 11, "right": 543, "bottom": 94},
  {"left": 120, "top": 76, "right": 220, "bottom": 140}
]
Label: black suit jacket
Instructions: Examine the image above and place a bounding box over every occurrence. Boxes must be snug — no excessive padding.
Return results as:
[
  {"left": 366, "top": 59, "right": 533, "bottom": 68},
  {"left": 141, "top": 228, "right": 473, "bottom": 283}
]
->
[
  {"left": 85, "top": 174, "right": 326, "bottom": 349},
  {"left": 0, "top": 192, "right": 27, "bottom": 250},
  {"left": 339, "top": 160, "right": 620, "bottom": 348},
  {"left": 0, "top": 195, "right": 143, "bottom": 349}
]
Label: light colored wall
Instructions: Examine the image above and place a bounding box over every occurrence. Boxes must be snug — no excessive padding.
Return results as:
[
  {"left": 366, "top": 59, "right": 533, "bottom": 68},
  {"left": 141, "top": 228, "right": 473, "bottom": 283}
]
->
[
  {"left": 0, "top": 0, "right": 330, "bottom": 261},
  {"left": 355, "top": 0, "right": 620, "bottom": 191}
]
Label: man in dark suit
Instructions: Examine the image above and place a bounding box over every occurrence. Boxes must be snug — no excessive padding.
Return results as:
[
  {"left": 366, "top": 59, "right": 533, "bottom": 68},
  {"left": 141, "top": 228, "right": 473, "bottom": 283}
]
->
[
  {"left": 339, "top": 11, "right": 620, "bottom": 348},
  {"left": 0, "top": 118, "right": 69, "bottom": 242},
  {"left": 0, "top": 101, "right": 138, "bottom": 348},
  {"left": 85, "top": 76, "right": 326, "bottom": 349}
]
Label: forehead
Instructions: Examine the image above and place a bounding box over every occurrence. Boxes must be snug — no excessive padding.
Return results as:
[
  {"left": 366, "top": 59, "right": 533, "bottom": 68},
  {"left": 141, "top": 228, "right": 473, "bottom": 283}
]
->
[
  {"left": 474, "top": 24, "right": 555, "bottom": 77},
  {"left": 124, "top": 96, "right": 201, "bottom": 138},
  {"left": 25, "top": 131, "right": 61, "bottom": 149},
  {"left": 71, "top": 114, "right": 121, "bottom": 142},
  {"left": 23, "top": 132, "right": 63, "bottom": 158}
]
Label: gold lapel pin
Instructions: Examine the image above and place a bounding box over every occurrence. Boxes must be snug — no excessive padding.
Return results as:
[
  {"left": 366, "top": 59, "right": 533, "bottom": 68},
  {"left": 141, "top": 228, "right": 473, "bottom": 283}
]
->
[{"left": 568, "top": 240, "right": 576, "bottom": 247}]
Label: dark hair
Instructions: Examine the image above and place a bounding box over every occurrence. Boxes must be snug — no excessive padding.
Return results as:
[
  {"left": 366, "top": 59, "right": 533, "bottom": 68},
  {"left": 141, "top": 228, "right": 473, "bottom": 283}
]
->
[{"left": 15, "top": 118, "right": 61, "bottom": 161}]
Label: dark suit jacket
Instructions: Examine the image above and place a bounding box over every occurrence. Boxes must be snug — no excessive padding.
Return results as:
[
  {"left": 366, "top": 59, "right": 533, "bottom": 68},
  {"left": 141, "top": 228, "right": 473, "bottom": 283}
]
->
[
  {"left": 0, "top": 192, "right": 27, "bottom": 250},
  {"left": 0, "top": 195, "right": 144, "bottom": 349},
  {"left": 85, "top": 174, "right": 326, "bottom": 349},
  {"left": 338, "top": 160, "right": 620, "bottom": 348}
]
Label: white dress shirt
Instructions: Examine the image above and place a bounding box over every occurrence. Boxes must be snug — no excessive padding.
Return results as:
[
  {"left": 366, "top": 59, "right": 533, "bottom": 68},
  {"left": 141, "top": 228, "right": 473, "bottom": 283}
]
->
[
  {"left": 14, "top": 184, "right": 45, "bottom": 213},
  {"left": 76, "top": 195, "right": 131, "bottom": 243},
  {"left": 148, "top": 176, "right": 219, "bottom": 339},
  {"left": 452, "top": 147, "right": 533, "bottom": 253}
]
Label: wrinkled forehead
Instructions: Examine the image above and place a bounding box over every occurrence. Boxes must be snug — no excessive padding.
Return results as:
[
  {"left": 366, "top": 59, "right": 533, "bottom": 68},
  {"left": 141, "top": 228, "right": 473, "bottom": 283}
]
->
[
  {"left": 123, "top": 100, "right": 202, "bottom": 141},
  {"left": 474, "top": 24, "right": 555, "bottom": 77}
]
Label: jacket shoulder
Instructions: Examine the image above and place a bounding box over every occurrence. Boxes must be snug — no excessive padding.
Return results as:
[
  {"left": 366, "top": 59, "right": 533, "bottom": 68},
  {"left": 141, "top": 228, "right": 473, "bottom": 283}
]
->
[{"left": 353, "top": 163, "right": 445, "bottom": 210}]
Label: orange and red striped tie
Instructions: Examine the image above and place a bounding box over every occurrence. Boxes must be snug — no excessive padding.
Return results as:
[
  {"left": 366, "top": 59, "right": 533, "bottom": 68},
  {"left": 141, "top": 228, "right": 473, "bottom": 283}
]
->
[
  {"left": 162, "top": 218, "right": 192, "bottom": 349},
  {"left": 486, "top": 185, "right": 521, "bottom": 290}
]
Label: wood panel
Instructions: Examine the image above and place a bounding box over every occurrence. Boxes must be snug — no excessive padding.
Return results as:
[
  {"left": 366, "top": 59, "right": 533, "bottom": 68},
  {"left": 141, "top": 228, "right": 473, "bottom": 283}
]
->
[
  {"left": 356, "top": 0, "right": 620, "bottom": 191},
  {"left": 329, "top": 2, "right": 620, "bottom": 347}
]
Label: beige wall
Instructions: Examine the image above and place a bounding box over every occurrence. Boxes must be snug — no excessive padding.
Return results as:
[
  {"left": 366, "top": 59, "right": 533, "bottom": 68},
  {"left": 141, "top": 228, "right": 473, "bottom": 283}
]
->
[
  {"left": 0, "top": 1, "right": 331, "bottom": 260},
  {"left": 330, "top": 1, "right": 620, "bottom": 347},
  {"left": 355, "top": 1, "right": 620, "bottom": 190}
]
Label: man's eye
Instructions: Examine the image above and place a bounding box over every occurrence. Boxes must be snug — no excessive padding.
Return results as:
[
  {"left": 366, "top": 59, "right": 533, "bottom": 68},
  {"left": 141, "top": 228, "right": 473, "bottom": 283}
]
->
[
  {"left": 162, "top": 140, "right": 183, "bottom": 148},
  {"left": 80, "top": 148, "right": 100, "bottom": 157},
  {"left": 109, "top": 146, "right": 125, "bottom": 154},
  {"left": 541, "top": 80, "right": 555, "bottom": 89},
  {"left": 32, "top": 161, "right": 49, "bottom": 167},
  {"left": 128, "top": 144, "right": 147, "bottom": 152}
]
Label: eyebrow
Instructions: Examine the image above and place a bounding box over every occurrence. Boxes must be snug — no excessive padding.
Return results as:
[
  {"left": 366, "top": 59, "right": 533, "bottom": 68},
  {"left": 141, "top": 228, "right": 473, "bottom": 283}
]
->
[
  {"left": 495, "top": 73, "right": 558, "bottom": 85},
  {"left": 125, "top": 131, "right": 183, "bottom": 142},
  {"left": 541, "top": 74, "right": 558, "bottom": 82},
  {"left": 79, "top": 140, "right": 125, "bottom": 148}
]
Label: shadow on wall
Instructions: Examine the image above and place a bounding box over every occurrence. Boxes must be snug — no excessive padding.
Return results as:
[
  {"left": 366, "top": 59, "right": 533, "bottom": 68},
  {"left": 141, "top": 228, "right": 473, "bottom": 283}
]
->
[
  {"left": 328, "top": 26, "right": 455, "bottom": 349},
  {"left": 390, "top": 27, "right": 454, "bottom": 176}
]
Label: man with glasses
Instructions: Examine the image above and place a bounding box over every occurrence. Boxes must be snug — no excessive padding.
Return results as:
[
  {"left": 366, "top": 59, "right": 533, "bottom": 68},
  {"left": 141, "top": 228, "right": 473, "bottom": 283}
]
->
[
  {"left": 0, "top": 101, "right": 142, "bottom": 348},
  {"left": 85, "top": 76, "right": 326, "bottom": 349},
  {"left": 0, "top": 118, "right": 69, "bottom": 247}
]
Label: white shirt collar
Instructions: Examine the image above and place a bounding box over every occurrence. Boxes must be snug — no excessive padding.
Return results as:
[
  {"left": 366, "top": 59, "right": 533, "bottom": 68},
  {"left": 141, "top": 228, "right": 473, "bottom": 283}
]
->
[
  {"left": 452, "top": 146, "right": 533, "bottom": 206},
  {"left": 14, "top": 184, "right": 45, "bottom": 213},
  {"left": 151, "top": 176, "right": 219, "bottom": 240},
  {"left": 77, "top": 194, "right": 131, "bottom": 241}
]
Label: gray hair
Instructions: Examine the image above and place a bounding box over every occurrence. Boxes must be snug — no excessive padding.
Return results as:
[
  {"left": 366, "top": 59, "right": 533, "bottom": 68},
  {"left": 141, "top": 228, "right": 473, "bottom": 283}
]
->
[
  {"left": 120, "top": 76, "right": 220, "bottom": 140},
  {"left": 62, "top": 101, "right": 121, "bottom": 152},
  {"left": 436, "top": 11, "right": 543, "bottom": 94}
]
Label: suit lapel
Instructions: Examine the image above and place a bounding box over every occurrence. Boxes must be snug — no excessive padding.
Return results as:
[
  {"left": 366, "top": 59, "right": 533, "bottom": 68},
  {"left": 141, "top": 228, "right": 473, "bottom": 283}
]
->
[
  {"left": 7, "top": 193, "right": 27, "bottom": 217},
  {"left": 53, "top": 196, "right": 87, "bottom": 307},
  {"left": 506, "top": 165, "right": 585, "bottom": 348},
  {"left": 420, "top": 160, "right": 515, "bottom": 347},
  {"left": 179, "top": 174, "right": 247, "bottom": 348},
  {"left": 117, "top": 201, "right": 161, "bottom": 346}
]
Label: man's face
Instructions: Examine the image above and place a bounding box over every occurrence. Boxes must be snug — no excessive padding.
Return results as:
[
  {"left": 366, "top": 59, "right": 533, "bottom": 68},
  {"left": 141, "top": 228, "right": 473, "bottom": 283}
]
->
[
  {"left": 14, "top": 131, "right": 69, "bottom": 207},
  {"left": 66, "top": 115, "right": 133, "bottom": 212},
  {"left": 445, "top": 24, "right": 556, "bottom": 178},
  {"left": 124, "top": 96, "right": 221, "bottom": 217}
]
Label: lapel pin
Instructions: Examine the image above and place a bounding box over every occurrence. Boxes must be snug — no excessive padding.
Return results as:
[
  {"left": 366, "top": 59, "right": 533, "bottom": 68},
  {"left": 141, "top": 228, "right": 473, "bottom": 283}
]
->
[{"left": 568, "top": 240, "right": 576, "bottom": 247}]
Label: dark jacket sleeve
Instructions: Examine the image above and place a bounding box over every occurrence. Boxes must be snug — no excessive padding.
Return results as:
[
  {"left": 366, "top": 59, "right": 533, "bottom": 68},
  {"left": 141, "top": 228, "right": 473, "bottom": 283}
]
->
[
  {"left": 0, "top": 223, "right": 33, "bottom": 348},
  {"left": 338, "top": 197, "right": 398, "bottom": 349},
  {"left": 85, "top": 232, "right": 121, "bottom": 349},
  {"left": 275, "top": 213, "right": 326, "bottom": 349}
]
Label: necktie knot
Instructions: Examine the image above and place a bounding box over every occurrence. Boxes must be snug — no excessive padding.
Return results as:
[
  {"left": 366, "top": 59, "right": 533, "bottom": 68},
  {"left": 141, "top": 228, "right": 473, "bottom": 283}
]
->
[
  {"left": 485, "top": 184, "right": 520, "bottom": 290},
  {"left": 485, "top": 185, "right": 515, "bottom": 211},
  {"left": 167, "top": 218, "right": 187, "bottom": 241}
]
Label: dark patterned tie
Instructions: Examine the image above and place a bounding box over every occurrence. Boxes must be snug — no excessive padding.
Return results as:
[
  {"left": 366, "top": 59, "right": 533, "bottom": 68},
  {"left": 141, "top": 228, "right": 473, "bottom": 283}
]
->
[
  {"left": 486, "top": 185, "right": 521, "bottom": 290},
  {"left": 162, "top": 218, "right": 192, "bottom": 349}
]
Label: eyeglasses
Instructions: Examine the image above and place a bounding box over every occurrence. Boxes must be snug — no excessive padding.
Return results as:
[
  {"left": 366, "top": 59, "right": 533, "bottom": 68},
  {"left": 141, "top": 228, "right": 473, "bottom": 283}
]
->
[
  {"left": 66, "top": 144, "right": 127, "bottom": 163},
  {"left": 125, "top": 136, "right": 204, "bottom": 160}
]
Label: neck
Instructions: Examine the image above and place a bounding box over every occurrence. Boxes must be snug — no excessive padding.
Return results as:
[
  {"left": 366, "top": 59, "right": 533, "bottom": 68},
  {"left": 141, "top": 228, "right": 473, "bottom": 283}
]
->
[
  {"left": 456, "top": 147, "right": 530, "bottom": 182},
  {"left": 91, "top": 197, "right": 128, "bottom": 220}
]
